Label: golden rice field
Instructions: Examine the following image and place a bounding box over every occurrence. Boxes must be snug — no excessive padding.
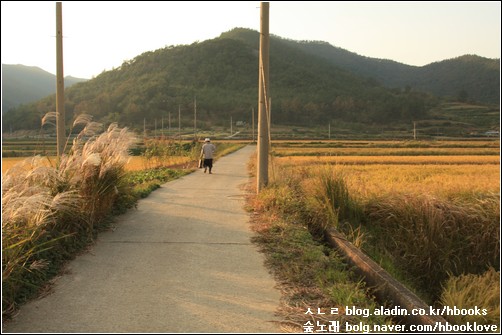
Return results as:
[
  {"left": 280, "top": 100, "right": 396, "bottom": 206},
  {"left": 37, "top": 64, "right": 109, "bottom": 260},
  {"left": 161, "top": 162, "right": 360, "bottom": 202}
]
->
[
  {"left": 314, "top": 164, "right": 498, "bottom": 201},
  {"left": 272, "top": 139, "right": 499, "bottom": 147},
  {"left": 270, "top": 140, "right": 500, "bottom": 202},
  {"left": 125, "top": 156, "right": 193, "bottom": 171},
  {"left": 274, "top": 147, "right": 500, "bottom": 156},
  {"left": 266, "top": 139, "right": 500, "bottom": 315},
  {"left": 275, "top": 155, "right": 500, "bottom": 166},
  {"left": 2, "top": 155, "right": 193, "bottom": 174},
  {"left": 272, "top": 146, "right": 499, "bottom": 157}
]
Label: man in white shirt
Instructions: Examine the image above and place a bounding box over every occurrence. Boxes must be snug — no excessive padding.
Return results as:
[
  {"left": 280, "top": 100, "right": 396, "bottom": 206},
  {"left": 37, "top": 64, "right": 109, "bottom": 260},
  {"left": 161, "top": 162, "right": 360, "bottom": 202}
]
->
[{"left": 200, "top": 138, "right": 216, "bottom": 174}]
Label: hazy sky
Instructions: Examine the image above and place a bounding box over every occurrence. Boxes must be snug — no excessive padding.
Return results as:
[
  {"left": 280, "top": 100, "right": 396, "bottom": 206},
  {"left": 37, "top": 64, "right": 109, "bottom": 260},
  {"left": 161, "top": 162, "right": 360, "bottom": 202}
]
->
[{"left": 2, "top": 1, "right": 500, "bottom": 79}]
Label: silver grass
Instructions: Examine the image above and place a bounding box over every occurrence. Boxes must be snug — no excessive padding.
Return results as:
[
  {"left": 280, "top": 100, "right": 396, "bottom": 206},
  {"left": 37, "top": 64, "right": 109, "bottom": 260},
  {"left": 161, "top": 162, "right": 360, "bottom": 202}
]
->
[
  {"left": 57, "top": 154, "right": 82, "bottom": 176},
  {"left": 107, "top": 122, "right": 118, "bottom": 133},
  {"left": 82, "top": 121, "right": 104, "bottom": 137},
  {"left": 29, "top": 259, "right": 50, "bottom": 271},
  {"left": 50, "top": 191, "right": 80, "bottom": 213},
  {"left": 72, "top": 113, "right": 93, "bottom": 128},
  {"left": 3, "top": 122, "right": 137, "bottom": 314},
  {"left": 82, "top": 153, "right": 102, "bottom": 167},
  {"left": 2, "top": 191, "right": 53, "bottom": 228},
  {"left": 41, "top": 112, "right": 57, "bottom": 127},
  {"left": 25, "top": 166, "right": 61, "bottom": 187}
]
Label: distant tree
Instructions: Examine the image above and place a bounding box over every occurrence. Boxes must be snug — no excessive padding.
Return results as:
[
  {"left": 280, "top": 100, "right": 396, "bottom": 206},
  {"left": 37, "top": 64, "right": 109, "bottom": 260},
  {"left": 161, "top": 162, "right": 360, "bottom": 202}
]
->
[{"left": 457, "top": 89, "right": 469, "bottom": 102}]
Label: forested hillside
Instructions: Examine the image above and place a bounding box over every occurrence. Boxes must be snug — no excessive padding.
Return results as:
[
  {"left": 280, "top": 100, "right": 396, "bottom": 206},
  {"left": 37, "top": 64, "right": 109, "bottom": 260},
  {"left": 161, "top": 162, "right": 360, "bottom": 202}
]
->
[
  {"left": 2, "top": 28, "right": 498, "bottom": 133},
  {"left": 281, "top": 34, "right": 500, "bottom": 105}
]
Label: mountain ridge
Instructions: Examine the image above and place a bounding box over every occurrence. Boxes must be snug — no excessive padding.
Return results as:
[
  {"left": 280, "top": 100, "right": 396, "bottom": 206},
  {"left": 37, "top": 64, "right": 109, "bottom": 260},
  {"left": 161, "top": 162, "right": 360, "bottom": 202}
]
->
[
  {"left": 1, "top": 28, "right": 499, "bottom": 133},
  {"left": 221, "top": 28, "right": 499, "bottom": 104}
]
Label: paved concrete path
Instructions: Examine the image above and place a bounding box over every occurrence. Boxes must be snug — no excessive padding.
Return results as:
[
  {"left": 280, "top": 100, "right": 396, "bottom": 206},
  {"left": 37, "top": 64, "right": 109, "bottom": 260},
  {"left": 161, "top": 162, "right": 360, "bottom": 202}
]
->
[{"left": 3, "top": 145, "right": 282, "bottom": 333}]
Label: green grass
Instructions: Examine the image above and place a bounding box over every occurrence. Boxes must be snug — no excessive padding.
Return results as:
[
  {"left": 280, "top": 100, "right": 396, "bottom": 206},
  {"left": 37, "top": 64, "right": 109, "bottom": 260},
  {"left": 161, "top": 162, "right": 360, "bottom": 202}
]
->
[{"left": 118, "top": 167, "right": 192, "bottom": 207}]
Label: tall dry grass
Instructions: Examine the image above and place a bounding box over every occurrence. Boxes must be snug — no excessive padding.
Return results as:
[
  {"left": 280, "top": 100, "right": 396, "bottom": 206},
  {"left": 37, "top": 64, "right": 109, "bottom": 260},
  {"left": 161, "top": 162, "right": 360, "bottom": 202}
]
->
[
  {"left": 365, "top": 192, "right": 499, "bottom": 298},
  {"left": 295, "top": 167, "right": 360, "bottom": 239},
  {"left": 59, "top": 122, "right": 136, "bottom": 226},
  {"left": 304, "top": 163, "right": 500, "bottom": 302},
  {"left": 2, "top": 156, "right": 81, "bottom": 316},
  {"left": 2, "top": 114, "right": 136, "bottom": 318},
  {"left": 440, "top": 268, "right": 500, "bottom": 325},
  {"left": 248, "top": 161, "right": 393, "bottom": 330}
]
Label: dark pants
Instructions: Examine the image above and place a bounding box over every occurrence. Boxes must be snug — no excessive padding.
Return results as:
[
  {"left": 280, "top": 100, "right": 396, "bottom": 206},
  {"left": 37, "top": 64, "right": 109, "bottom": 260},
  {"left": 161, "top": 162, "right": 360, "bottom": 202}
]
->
[{"left": 203, "top": 159, "right": 213, "bottom": 169}]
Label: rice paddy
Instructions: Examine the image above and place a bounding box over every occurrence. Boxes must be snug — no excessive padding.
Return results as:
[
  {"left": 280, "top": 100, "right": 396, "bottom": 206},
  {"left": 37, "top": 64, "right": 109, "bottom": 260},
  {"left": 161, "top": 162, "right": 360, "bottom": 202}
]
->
[{"left": 260, "top": 139, "right": 500, "bottom": 325}]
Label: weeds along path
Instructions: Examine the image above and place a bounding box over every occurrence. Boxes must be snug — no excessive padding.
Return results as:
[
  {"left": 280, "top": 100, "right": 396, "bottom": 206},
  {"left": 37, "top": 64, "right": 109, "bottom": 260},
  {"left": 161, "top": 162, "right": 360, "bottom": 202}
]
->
[{"left": 3, "top": 145, "right": 281, "bottom": 333}]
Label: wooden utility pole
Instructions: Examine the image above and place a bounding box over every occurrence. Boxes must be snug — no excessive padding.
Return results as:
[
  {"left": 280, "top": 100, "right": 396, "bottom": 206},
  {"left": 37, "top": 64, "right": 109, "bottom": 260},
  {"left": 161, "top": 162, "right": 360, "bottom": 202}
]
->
[
  {"left": 178, "top": 105, "right": 181, "bottom": 140},
  {"left": 268, "top": 97, "right": 272, "bottom": 143},
  {"left": 194, "top": 96, "right": 197, "bottom": 140},
  {"left": 56, "top": 2, "right": 65, "bottom": 157},
  {"left": 257, "top": 2, "right": 270, "bottom": 193},
  {"left": 252, "top": 107, "right": 255, "bottom": 143}
]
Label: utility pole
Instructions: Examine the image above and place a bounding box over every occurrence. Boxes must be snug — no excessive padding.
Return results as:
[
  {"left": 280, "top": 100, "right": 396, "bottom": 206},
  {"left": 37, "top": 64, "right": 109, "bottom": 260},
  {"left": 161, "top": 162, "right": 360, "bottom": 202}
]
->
[
  {"left": 329, "top": 123, "right": 331, "bottom": 140},
  {"left": 230, "top": 115, "right": 233, "bottom": 136},
  {"left": 268, "top": 97, "right": 272, "bottom": 143},
  {"left": 413, "top": 121, "right": 417, "bottom": 140},
  {"left": 143, "top": 118, "right": 146, "bottom": 139},
  {"left": 257, "top": 2, "right": 270, "bottom": 193},
  {"left": 178, "top": 105, "right": 181, "bottom": 140},
  {"left": 56, "top": 2, "right": 65, "bottom": 157},
  {"left": 194, "top": 96, "right": 197, "bottom": 140},
  {"left": 252, "top": 107, "right": 255, "bottom": 143}
]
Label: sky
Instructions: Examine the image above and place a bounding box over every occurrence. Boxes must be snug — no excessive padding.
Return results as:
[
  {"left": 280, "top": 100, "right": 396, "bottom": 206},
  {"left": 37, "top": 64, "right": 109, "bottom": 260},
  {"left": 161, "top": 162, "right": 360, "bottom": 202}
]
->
[{"left": 1, "top": 1, "right": 500, "bottom": 79}]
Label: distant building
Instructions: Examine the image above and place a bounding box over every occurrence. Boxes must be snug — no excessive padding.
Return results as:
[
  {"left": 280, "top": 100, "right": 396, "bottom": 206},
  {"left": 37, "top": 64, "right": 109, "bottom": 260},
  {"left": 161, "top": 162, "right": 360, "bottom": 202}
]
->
[{"left": 484, "top": 130, "right": 499, "bottom": 137}]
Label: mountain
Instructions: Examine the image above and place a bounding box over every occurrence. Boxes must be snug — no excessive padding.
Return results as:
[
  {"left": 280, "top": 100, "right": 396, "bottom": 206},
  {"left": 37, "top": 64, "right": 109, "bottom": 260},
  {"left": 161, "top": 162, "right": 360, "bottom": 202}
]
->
[
  {"left": 283, "top": 39, "right": 500, "bottom": 105},
  {"left": 411, "top": 55, "right": 500, "bottom": 104},
  {"left": 2, "top": 28, "right": 499, "bottom": 133},
  {"left": 1, "top": 64, "right": 88, "bottom": 113}
]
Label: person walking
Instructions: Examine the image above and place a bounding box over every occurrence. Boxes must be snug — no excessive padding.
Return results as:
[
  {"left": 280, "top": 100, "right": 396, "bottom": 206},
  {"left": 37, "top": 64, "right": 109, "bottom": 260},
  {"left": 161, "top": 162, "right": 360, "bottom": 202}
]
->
[{"left": 200, "top": 138, "right": 216, "bottom": 174}]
